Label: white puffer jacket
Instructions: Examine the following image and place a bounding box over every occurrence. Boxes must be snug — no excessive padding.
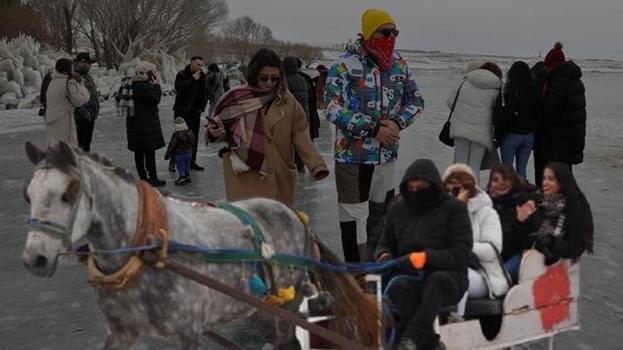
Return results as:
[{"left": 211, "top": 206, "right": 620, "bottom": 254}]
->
[
  {"left": 447, "top": 69, "right": 501, "bottom": 151},
  {"left": 468, "top": 190, "right": 510, "bottom": 298}
]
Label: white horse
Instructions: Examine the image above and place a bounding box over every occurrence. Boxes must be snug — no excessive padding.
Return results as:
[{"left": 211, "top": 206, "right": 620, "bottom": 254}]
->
[{"left": 21, "top": 141, "right": 377, "bottom": 349}]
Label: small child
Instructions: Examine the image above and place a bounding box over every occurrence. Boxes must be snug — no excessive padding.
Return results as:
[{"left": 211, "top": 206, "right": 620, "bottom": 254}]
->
[{"left": 165, "top": 117, "right": 195, "bottom": 186}]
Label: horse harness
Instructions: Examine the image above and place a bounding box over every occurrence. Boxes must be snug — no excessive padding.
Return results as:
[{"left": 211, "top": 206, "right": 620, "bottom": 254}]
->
[{"left": 87, "top": 180, "right": 169, "bottom": 289}]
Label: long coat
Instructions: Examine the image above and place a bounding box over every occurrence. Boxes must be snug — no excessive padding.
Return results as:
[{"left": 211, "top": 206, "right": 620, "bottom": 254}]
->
[
  {"left": 126, "top": 80, "right": 165, "bottom": 152},
  {"left": 44, "top": 71, "right": 90, "bottom": 146},
  {"left": 540, "top": 61, "right": 587, "bottom": 164},
  {"left": 216, "top": 92, "right": 329, "bottom": 205}
]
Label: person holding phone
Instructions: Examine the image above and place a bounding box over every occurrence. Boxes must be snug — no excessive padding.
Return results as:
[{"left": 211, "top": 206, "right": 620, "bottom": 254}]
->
[
  {"left": 206, "top": 48, "right": 328, "bottom": 206},
  {"left": 171, "top": 56, "right": 210, "bottom": 172},
  {"left": 44, "top": 58, "right": 90, "bottom": 147},
  {"left": 443, "top": 164, "right": 509, "bottom": 301},
  {"left": 125, "top": 62, "right": 166, "bottom": 187}
]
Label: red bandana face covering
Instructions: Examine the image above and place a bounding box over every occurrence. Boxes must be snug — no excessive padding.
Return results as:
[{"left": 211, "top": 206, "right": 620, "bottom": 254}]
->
[{"left": 364, "top": 36, "right": 396, "bottom": 71}]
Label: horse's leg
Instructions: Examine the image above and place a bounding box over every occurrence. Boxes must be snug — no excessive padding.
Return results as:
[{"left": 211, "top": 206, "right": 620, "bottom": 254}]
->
[{"left": 103, "top": 331, "right": 139, "bottom": 350}]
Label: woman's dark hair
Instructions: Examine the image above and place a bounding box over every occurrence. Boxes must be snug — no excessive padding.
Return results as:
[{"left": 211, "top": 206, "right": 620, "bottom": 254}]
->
[
  {"left": 505, "top": 61, "right": 540, "bottom": 109},
  {"left": 55, "top": 58, "right": 74, "bottom": 79},
  {"left": 531, "top": 61, "right": 547, "bottom": 87},
  {"left": 487, "top": 163, "right": 527, "bottom": 194},
  {"left": 481, "top": 61, "right": 503, "bottom": 79},
  {"left": 544, "top": 161, "right": 593, "bottom": 253},
  {"left": 543, "top": 162, "right": 580, "bottom": 199},
  {"left": 207, "top": 63, "right": 220, "bottom": 73},
  {"left": 246, "top": 48, "right": 287, "bottom": 100}
]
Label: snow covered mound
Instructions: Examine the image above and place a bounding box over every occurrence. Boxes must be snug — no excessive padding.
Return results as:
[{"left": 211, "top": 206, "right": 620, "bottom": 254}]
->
[
  {"left": 0, "top": 35, "right": 62, "bottom": 110},
  {"left": 0, "top": 36, "right": 182, "bottom": 110}
]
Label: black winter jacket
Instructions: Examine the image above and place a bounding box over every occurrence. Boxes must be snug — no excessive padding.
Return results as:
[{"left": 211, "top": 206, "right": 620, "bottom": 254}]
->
[
  {"left": 173, "top": 65, "right": 210, "bottom": 115},
  {"left": 126, "top": 81, "right": 165, "bottom": 152},
  {"left": 376, "top": 159, "right": 473, "bottom": 284},
  {"left": 491, "top": 189, "right": 541, "bottom": 262},
  {"left": 298, "top": 71, "right": 321, "bottom": 140},
  {"left": 501, "top": 88, "right": 541, "bottom": 135},
  {"left": 532, "top": 191, "right": 593, "bottom": 260},
  {"left": 164, "top": 130, "right": 195, "bottom": 159},
  {"left": 540, "top": 61, "right": 587, "bottom": 164}
]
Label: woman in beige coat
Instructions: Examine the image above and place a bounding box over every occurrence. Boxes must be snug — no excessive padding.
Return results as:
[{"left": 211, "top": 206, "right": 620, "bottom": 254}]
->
[
  {"left": 44, "top": 58, "right": 90, "bottom": 147},
  {"left": 207, "top": 49, "right": 329, "bottom": 205}
]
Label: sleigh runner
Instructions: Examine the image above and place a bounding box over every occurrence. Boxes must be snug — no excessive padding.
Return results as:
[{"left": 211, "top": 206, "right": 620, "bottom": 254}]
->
[{"left": 22, "top": 141, "right": 581, "bottom": 350}]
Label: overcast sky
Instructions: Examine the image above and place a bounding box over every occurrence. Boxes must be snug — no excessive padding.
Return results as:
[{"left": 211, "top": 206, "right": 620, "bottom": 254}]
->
[{"left": 226, "top": 0, "right": 623, "bottom": 60}]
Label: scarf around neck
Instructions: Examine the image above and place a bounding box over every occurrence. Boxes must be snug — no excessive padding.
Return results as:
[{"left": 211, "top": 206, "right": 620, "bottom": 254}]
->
[{"left": 212, "top": 86, "right": 274, "bottom": 175}]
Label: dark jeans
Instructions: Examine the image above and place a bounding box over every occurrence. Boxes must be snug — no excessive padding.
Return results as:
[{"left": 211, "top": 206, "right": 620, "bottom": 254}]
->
[
  {"left": 386, "top": 272, "right": 465, "bottom": 350},
  {"left": 76, "top": 118, "right": 95, "bottom": 152},
  {"left": 134, "top": 150, "right": 157, "bottom": 180},
  {"left": 175, "top": 153, "right": 192, "bottom": 177},
  {"left": 500, "top": 133, "right": 534, "bottom": 179}
]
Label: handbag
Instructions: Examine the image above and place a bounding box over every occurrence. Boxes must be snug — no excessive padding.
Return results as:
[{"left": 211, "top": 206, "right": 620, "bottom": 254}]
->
[{"left": 439, "top": 79, "right": 466, "bottom": 147}]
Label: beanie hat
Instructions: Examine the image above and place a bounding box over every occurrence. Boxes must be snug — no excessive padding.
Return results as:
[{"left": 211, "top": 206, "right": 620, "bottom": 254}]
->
[
  {"left": 544, "top": 42, "right": 566, "bottom": 70},
  {"left": 361, "top": 8, "right": 395, "bottom": 40},
  {"left": 443, "top": 163, "right": 478, "bottom": 188},
  {"left": 174, "top": 117, "right": 188, "bottom": 132},
  {"left": 466, "top": 60, "right": 485, "bottom": 73}
]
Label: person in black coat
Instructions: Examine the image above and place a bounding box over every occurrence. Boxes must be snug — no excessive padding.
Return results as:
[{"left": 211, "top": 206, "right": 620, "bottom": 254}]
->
[
  {"left": 171, "top": 56, "right": 210, "bottom": 171},
  {"left": 487, "top": 163, "right": 540, "bottom": 283},
  {"left": 283, "top": 56, "right": 319, "bottom": 172},
  {"left": 126, "top": 64, "right": 166, "bottom": 187},
  {"left": 536, "top": 43, "right": 587, "bottom": 185},
  {"left": 532, "top": 162, "right": 593, "bottom": 265},
  {"left": 376, "top": 159, "right": 472, "bottom": 350}
]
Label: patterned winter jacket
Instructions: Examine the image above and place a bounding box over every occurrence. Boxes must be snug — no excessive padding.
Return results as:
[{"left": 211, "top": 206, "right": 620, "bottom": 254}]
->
[{"left": 324, "top": 41, "right": 424, "bottom": 164}]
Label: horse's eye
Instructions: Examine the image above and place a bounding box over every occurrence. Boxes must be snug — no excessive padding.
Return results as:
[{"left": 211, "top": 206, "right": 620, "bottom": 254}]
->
[{"left": 61, "top": 193, "right": 69, "bottom": 203}]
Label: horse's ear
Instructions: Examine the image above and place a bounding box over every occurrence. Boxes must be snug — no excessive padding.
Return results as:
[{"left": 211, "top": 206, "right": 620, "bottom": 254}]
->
[
  {"left": 57, "top": 141, "right": 77, "bottom": 166},
  {"left": 25, "top": 141, "right": 45, "bottom": 165}
]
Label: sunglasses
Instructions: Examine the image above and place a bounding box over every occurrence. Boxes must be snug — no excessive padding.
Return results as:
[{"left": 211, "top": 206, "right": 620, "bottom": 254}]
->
[
  {"left": 258, "top": 75, "right": 280, "bottom": 83},
  {"left": 378, "top": 28, "right": 399, "bottom": 38}
]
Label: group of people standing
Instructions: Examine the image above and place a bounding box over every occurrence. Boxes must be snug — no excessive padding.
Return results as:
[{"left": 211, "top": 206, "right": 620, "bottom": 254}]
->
[
  {"left": 446, "top": 41, "right": 587, "bottom": 186},
  {"left": 39, "top": 7, "right": 594, "bottom": 350}
]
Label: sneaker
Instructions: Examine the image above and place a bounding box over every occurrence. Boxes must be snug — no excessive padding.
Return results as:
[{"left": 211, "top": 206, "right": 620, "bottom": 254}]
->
[
  {"left": 190, "top": 163, "right": 204, "bottom": 171},
  {"left": 184, "top": 175, "right": 192, "bottom": 184},
  {"left": 174, "top": 177, "right": 185, "bottom": 186},
  {"left": 397, "top": 338, "right": 419, "bottom": 350},
  {"left": 148, "top": 178, "right": 166, "bottom": 187}
]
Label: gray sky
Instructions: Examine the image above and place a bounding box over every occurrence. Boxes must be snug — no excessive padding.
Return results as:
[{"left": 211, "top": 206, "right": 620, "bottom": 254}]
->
[{"left": 226, "top": 0, "right": 623, "bottom": 60}]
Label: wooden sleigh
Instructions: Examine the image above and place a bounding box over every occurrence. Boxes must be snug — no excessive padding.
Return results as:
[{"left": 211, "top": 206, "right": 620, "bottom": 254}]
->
[{"left": 297, "top": 249, "right": 580, "bottom": 350}]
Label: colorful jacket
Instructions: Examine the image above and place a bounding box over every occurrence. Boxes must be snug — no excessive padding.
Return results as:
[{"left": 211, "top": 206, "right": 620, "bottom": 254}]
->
[{"left": 324, "top": 40, "right": 424, "bottom": 164}]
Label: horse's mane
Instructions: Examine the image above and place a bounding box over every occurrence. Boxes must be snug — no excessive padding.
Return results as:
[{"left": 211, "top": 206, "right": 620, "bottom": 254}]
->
[{"left": 41, "top": 144, "right": 135, "bottom": 184}]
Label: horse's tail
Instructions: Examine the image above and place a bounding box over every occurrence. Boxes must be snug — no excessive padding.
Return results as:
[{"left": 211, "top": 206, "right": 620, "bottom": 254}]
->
[{"left": 313, "top": 240, "right": 379, "bottom": 348}]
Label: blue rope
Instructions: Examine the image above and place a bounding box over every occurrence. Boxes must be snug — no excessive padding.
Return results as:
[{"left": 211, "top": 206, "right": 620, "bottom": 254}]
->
[{"left": 75, "top": 239, "right": 407, "bottom": 275}]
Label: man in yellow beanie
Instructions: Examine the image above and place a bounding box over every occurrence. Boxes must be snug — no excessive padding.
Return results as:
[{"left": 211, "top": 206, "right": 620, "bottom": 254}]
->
[{"left": 324, "top": 5, "right": 424, "bottom": 278}]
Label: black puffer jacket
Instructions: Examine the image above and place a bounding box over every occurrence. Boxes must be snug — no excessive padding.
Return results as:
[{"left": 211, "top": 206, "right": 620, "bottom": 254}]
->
[
  {"left": 376, "top": 159, "right": 473, "bottom": 282},
  {"left": 541, "top": 61, "right": 586, "bottom": 164},
  {"left": 173, "top": 65, "right": 210, "bottom": 115},
  {"left": 127, "top": 81, "right": 165, "bottom": 152},
  {"left": 298, "top": 71, "right": 321, "bottom": 140}
]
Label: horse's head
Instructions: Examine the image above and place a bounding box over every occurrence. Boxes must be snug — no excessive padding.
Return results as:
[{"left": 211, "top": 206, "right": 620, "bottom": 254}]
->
[{"left": 22, "top": 141, "right": 94, "bottom": 277}]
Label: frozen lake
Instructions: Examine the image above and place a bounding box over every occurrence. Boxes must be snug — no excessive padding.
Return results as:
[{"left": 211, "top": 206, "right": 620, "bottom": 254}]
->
[{"left": 1, "top": 70, "right": 622, "bottom": 349}]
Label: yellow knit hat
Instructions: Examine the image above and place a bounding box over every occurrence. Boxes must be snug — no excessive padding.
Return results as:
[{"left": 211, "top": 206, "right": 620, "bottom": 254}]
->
[{"left": 361, "top": 8, "right": 396, "bottom": 40}]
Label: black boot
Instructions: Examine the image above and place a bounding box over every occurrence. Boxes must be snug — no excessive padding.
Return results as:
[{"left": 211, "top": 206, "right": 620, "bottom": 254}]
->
[{"left": 149, "top": 177, "right": 166, "bottom": 187}]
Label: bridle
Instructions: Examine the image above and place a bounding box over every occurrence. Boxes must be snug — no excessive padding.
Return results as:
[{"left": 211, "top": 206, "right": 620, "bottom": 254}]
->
[{"left": 26, "top": 158, "right": 96, "bottom": 248}]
